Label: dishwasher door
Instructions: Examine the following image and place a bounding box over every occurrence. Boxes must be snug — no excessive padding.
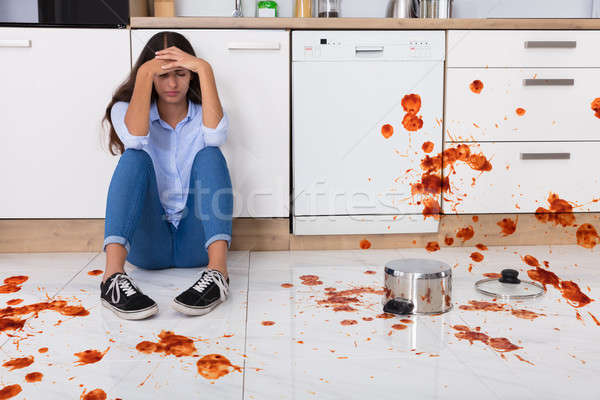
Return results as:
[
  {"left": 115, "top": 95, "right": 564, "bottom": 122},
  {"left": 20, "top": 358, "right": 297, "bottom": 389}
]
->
[{"left": 292, "top": 31, "right": 445, "bottom": 235}]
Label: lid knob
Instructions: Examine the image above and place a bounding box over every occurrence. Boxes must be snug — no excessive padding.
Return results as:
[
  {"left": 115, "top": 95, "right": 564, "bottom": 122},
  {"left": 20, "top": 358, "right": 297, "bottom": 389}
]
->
[{"left": 499, "top": 269, "right": 521, "bottom": 284}]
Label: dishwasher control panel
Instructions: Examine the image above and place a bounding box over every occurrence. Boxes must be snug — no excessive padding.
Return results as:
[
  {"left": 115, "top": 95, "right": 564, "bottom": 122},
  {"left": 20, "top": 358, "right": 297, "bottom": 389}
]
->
[{"left": 293, "top": 30, "right": 445, "bottom": 62}]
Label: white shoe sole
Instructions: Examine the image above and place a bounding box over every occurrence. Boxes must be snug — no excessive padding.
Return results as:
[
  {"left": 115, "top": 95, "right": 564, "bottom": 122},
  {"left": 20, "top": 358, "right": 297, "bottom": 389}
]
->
[
  {"left": 101, "top": 299, "right": 159, "bottom": 320},
  {"left": 171, "top": 298, "right": 223, "bottom": 316}
]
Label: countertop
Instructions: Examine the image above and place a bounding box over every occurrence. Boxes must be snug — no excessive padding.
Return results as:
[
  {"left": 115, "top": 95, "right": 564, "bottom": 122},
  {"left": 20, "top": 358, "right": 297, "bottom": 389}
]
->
[{"left": 130, "top": 17, "right": 600, "bottom": 30}]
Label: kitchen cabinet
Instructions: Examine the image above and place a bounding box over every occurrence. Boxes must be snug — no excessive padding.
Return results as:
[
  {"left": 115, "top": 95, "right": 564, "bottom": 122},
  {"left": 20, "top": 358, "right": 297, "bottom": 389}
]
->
[
  {"left": 0, "top": 27, "right": 129, "bottom": 218},
  {"left": 131, "top": 29, "right": 290, "bottom": 218},
  {"left": 445, "top": 68, "right": 600, "bottom": 142},
  {"left": 441, "top": 142, "right": 600, "bottom": 214}
]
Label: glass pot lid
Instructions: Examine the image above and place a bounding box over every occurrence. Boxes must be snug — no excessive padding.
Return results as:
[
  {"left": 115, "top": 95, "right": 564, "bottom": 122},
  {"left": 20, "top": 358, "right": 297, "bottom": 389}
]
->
[{"left": 474, "top": 269, "right": 545, "bottom": 300}]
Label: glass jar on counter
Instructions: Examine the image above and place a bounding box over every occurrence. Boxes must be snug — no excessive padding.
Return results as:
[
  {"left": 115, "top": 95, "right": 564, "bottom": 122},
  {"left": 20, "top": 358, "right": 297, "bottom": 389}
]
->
[{"left": 318, "top": 0, "right": 340, "bottom": 17}]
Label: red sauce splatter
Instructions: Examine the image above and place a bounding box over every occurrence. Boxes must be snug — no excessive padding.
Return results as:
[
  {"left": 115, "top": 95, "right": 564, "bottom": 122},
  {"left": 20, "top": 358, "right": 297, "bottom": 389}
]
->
[
  {"left": 196, "top": 354, "right": 242, "bottom": 380},
  {"left": 87, "top": 270, "right": 103, "bottom": 276},
  {"left": 376, "top": 313, "right": 395, "bottom": 319},
  {"left": 2, "top": 356, "right": 34, "bottom": 371},
  {"left": 444, "top": 236, "right": 454, "bottom": 246},
  {"left": 560, "top": 281, "right": 593, "bottom": 308},
  {"left": 0, "top": 385, "right": 22, "bottom": 399},
  {"left": 590, "top": 98, "right": 600, "bottom": 118},
  {"left": 280, "top": 283, "right": 293, "bottom": 288},
  {"left": 362, "top": 317, "right": 373, "bottom": 321},
  {"left": 535, "top": 193, "right": 576, "bottom": 227},
  {"left": 37, "top": 348, "right": 48, "bottom": 353},
  {"left": 0, "top": 299, "right": 89, "bottom": 333},
  {"left": 81, "top": 389, "right": 106, "bottom": 400},
  {"left": 522, "top": 255, "right": 540, "bottom": 267},
  {"left": 475, "top": 243, "right": 488, "bottom": 251},
  {"left": 25, "top": 372, "right": 43, "bottom": 383},
  {"left": 401, "top": 94, "right": 421, "bottom": 114},
  {"left": 459, "top": 301, "right": 505, "bottom": 312},
  {"left": 497, "top": 218, "right": 517, "bottom": 236},
  {"left": 300, "top": 275, "right": 323, "bottom": 286},
  {"left": 391, "top": 324, "right": 407, "bottom": 330},
  {"left": 422, "top": 141, "right": 434, "bottom": 153},
  {"left": 364, "top": 270, "right": 376, "bottom": 275},
  {"left": 317, "top": 287, "right": 385, "bottom": 313},
  {"left": 483, "top": 273, "right": 502, "bottom": 279},
  {"left": 381, "top": 124, "right": 394, "bottom": 139},
  {"left": 340, "top": 319, "right": 357, "bottom": 326},
  {"left": 402, "top": 113, "right": 424, "bottom": 132},
  {"left": 527, "top": 267, "right": 561, "bottom": 290},
  {"left": 472, "top": 215, "right": 479, "bottom": 222},
  {"left": 453, "top": 325, "right": 521, "bottom": 353},
  {"left": 411, "top": 173, "right": 450, "bottom": 196},
  {"left": 470, "top": 80, "right": 484, "bottom": 94},
  {"left": 0, "top": 276, "right": 28, "bottom": 294},
  {"left": 136, "top": 330, "right": 197, "bottom": 357},
  {"left": 359, "top": 239, "right": 371, "bottom": 249},
  {"left": 468, "top": 264, "right": 473, "bottom": 273},
  {"left": 515, "top": 354, "right": 535, "bottom": 366},
  {"left": 515, "top": 107, "right": 526, "bottom": 116},
  {"left": 261, "top": 321, "right": 275, "bottom": 326},
  {"left": 422, "top": 197, "right": 441, "bottom": 220},
  {"left": 511, "top": 309, "right": 545, "bottom": 320},
  {"left": 426, "top": 241, "right": 440, "bottom": 252},
  {"left": 5, "top": 299, "right": 22, "bottom": 306},
  {"left": 576, "top": 223, "right": 599, "bottom": 249},
  {"left": 589, "top": 312, "right": 600, "bottom": 326},
  {"left": 74, "top": 347, "right": 109, "bottom": 366},
  {"left": 456, "top": 226, "right": 474, "bottom": 242},
  {"left": 470, "top": 252, "right": 484, "bottom": 262}
]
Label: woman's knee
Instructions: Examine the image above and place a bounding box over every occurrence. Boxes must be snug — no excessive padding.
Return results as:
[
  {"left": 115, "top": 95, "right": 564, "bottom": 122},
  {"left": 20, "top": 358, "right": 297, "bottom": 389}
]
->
[
  {"left": 193, "top": 146, "right": 226, "bottom": 167},
  {"left": 119, "top": 148, "right": 152, "bottom": 169}
]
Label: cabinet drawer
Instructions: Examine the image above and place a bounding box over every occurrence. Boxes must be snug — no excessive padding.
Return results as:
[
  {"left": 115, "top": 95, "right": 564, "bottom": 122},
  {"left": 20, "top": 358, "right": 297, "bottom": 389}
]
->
[
  {"left": 441, "top": 142, "right": 600, "bottom": 214},
  {"left": 448, "top": 30, "right": 600, "bottom": 68},
  {"left": 445, "top": 68, "right": 600, "bottom": 142}
]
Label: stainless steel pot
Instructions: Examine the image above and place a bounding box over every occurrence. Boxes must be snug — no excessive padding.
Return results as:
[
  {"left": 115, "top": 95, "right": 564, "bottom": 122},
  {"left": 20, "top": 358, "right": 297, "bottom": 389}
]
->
[
  {"left": 383, "top": 258, "right": 452, "bottom": 315},
  {"left": 387, "top": 0, "right": 417, "bottom": 18},
  {"left": 416, "top": 0, "right": 453, "bottom": 18}
]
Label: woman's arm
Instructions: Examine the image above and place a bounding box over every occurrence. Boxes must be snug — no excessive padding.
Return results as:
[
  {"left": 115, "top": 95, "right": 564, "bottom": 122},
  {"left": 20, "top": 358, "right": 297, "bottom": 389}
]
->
[
  {"left": 193, "top": 60, "right": 224, "bottom": 130},
  {"left": 124, "top": 66, "right": 154, "bottom": 137}
]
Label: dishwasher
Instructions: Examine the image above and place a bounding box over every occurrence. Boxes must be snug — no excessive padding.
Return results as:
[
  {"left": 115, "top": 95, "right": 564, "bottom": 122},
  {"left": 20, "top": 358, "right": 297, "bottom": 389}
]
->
[{"left": 292, "top": 30, "right": 446, "bottom": 235}]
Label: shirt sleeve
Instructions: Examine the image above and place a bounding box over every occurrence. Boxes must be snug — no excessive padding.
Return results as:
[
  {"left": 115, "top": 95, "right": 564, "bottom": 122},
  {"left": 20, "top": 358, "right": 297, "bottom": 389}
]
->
[
  {"left": 202, "top": 110, "right": 229, "bottom": 147},
  {"left": 110, "top": 101, "right": 150, "bottom": 150}
]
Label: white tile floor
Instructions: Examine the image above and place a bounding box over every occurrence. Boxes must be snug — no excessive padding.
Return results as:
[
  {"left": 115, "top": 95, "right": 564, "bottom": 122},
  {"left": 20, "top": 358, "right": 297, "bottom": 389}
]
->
[{"left": 0, "top": 245, "right": 598, "bottom": 399}]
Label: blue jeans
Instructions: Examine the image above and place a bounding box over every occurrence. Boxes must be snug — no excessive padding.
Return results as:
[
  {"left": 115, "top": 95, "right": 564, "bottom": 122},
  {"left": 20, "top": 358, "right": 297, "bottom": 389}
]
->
[{"left": 103, "top": 146, "right": 233, "bottom": 269}]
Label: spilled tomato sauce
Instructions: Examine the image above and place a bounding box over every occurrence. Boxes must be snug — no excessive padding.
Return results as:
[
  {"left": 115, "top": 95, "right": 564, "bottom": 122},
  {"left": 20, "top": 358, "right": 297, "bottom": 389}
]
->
[
  {"left": 453, "top": 325, "right": 521, "bottom": 353},
  {"left": 0, "top": 384, "right": 22, "bottom": 399},
  {"left": 24, "top": 372, "right": 43, "bottom": 383},
  {"left": 444, "top": 236, "right": 454, "bottom": 246},
  {"left": 300, "top": 275, "right": 323, "bottom": 286},
  {"left": 364, "top": 270, "right": 376, "bottom": 275},
  {"left": 80, "top": 388, "right": 106, "bottom": 400},
  {"left": 37, "top": 347, "right": 48, "bottom": 353},
  {"left": 73, "top": 347, "right": 110, "bottom": 366},
  {"left": 589, "top": 312, "right": 600, "bottom": 326},
  {"left": 515, "top": 107, "right": 526, "bottom": 116},
  {"left": 391, "top": 324, "right": 407, "bottom": 330},
  {"left": 576, "top": 223, "right": 599, "bottom": 249},
  {"left": 527, "top": 267, "right": 561, "bottom": 290},
  {"left": 470, "top": 252, "right": 484, "bottom": 262},
  {"left": 359, "top": 239, "right": 371, "bottom": 249},
  {"left": 459, "top": 301, "right": 505, "bottom": 312},
  {"left": 5, "top": 299, "right": 22, "bottom": 306},
  {"left": 515, "top": 354, "right": 535, "bottom": 366},
  {"left": 469, "top": 80, "right": 484, "bottom": 94},
  {"left": 421, "top": 197, "right": 441, "bottom": 220},
  {"left": 591, "top": 97, "right": 600, "bottom": 118},
  {"left": 136, "top": 330, "right": 197, "bottom": 357},
  {"left": 497, "top": 218, "right": 517, "bottom": 236},
  {"left": 196, "top": 354, "right": 242, "bottom": 380},
  {"left": 472, "top": 215, "right": 479, "bottom": 223},
  {"left": 87, "top": 270, "right": 103, "bottom": 276},
  {"left": 426, "top": 241, "right": 440, "bottom": 252},
  {"left": 402, "top": 113, "right": 424, "bottom": 131},
  {"left": 2, "top": 356, "right": 34, "bottom": 371},
  {"left": 381, "top": 124, "right": 394, "bottom": 139},
  {"left": 522, "top": 255, "right": 540, "bottom": 267},
  {"left": 280, "top": 283, "right": 293, "bottom": 288},
  {"left": 261, "top": 321, "right": 275, "bottom": 326},
  {"left": 475, "top": 243, "right": 488, "bottom": 251},
  {"left": 0, "top": 299, "right": 89, "bottom": 333},
  {"left": 535, "top": 193, "right": 576, "bottom": 227},
  {"left": 0, "top": 276, "right": 28, "bottom": 294},
  {"left": 340, "top": 319, "right": 357, "bottom": 326},
  {"left": 527, "top": 267, "right": 594, "bottom": 308},
  {"left": 422, "top": 141, "right": 434, "bottom": 153},
  {"left": 401, "top": 94, "right": 424, "bottom": 132},
  {"left": 456, "top": 226, "right": 475, "bottom": 242},
  {"left": 511, "top": 309, "right": 545, "bottom": 320},
  {"left": 483, "top": 273, "right": 502, "bottom": 279}
]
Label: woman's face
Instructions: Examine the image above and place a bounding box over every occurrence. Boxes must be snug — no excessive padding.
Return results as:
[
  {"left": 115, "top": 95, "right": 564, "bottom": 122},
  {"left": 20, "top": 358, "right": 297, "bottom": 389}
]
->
[{"left": 153, "top": 68, "right": 191, "bottom": 104}]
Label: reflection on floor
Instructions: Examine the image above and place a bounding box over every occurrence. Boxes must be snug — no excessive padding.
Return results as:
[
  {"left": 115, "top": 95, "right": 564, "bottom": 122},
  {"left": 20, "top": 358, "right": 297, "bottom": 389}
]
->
[{"left": 0, "top": 245, "right": 598, "bottom": 399}]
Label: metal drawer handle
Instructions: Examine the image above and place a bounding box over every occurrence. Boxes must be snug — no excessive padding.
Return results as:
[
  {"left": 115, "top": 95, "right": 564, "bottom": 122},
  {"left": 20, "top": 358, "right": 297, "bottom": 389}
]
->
[
  {"left": 355, "top": 45, "right": 384, "bottom": 54},
  {"left": 520, "top": 153, "right": 571, "bottom": 160},
  {"left": 524, "top": 41, "right": 577, "bottom": 48},
  {"left": 227, "top": 42, "right": 280, "bottom": 50},
  {"left": 523, "top": 79, "right": 574, "bottom": 86},
  {"left": 0, "top": 39, "right": 31, "bottom": 48}
]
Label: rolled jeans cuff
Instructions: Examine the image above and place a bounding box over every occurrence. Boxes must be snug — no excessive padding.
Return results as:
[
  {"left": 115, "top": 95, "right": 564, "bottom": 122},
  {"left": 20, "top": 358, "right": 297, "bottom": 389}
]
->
[
  {"left": 205, "top": 233, "right": 232, "bottom": 250},
  {"left": 103, "top": 235, "right": 131, "bottom": 253}
]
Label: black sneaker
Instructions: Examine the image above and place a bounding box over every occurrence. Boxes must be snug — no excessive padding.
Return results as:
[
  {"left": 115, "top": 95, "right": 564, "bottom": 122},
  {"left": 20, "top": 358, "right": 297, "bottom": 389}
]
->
[
  {"left": 172, "top": 269, "right": 230, "bottom": 316},
  {"left": 100, "top": 272, "right": 159, "bottom": 320}
]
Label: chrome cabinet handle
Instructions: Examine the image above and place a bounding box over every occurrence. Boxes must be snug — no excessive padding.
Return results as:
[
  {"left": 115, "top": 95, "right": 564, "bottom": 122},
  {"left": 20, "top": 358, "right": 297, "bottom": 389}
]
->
[
  {"left": 523, "top": 79, "right": 574, "bottom": 86},
  {"left": 355, "top": 45, "right": 384, "bottom": 54},
  {"left": 0, "top": 39, "right": 31, "bottom": 48},
  {"left": 227, "top": 42, "right": 280, "bottom": 50},
  {"left": 520, "top": 153, "right": 571, "bottom": 160},
  {"left": 524, "top": 41, "right": 577, "bottom": 48}
]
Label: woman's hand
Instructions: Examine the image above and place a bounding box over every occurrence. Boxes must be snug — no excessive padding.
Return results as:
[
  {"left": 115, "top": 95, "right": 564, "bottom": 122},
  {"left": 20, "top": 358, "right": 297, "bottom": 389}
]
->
[{"left": 154, "top": 46, "right": 207, "bottom": 73}]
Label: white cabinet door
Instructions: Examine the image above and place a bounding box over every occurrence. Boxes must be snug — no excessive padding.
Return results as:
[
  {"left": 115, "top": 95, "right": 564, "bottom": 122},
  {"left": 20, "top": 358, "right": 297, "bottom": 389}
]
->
[
  {"left": 131, "top": 29, "right": 290, "bottom": 218},
  {"left": 0, "top": 27, "right": 129, "bottom": 218},
  {"left": 441, "top": 142, "right": 600, "bottom": 214},
  {"left": 445, "top": 68, "right": 600, "bottom": 142}
]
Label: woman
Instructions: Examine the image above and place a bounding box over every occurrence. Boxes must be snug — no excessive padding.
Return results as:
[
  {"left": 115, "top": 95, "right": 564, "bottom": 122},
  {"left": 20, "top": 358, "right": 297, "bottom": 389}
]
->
[{"left": 100, "top": 31, "right": 233, "bottom": 320}]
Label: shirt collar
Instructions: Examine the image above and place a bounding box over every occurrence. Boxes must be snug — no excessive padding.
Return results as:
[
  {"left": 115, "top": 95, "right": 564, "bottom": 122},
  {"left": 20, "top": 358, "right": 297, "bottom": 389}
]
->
[{"left": 150, "top": 98, "right": 195, "bottom": 125}]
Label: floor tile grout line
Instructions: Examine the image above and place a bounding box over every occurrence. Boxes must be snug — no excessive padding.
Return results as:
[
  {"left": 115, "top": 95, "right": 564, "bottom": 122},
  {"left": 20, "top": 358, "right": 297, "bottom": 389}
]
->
[
  {"left": 241, "top": 250, "right": 251, "bottom": 400},
  {"left": 0, "top": 252, "right": 101, "bottom": 351}
]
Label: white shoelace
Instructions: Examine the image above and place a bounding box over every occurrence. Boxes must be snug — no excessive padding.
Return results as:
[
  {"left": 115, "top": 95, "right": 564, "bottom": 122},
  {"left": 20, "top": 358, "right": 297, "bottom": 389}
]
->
[
  {"left": 192, "top": 269, "right": 229, "bottom": 302},
  {"left": 106, "top": 274, "right": 138, "bottom": 304}
]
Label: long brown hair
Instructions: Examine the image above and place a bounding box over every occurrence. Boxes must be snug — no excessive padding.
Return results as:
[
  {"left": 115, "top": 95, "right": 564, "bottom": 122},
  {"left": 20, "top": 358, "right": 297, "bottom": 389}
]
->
[{"left": 102, "top": 31, "right": 202, "bottom": 156}]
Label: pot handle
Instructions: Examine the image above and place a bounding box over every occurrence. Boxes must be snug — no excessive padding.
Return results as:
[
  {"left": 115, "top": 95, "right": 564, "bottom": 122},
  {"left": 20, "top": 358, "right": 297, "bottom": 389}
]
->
[{"left": 383, "top": 298, "right": 415, "bottom": 315}]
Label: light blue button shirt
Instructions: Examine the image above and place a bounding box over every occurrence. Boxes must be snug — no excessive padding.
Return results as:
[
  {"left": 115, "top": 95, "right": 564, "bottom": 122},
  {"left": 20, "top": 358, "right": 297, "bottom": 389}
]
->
[{"left": 110, "top": 99, "right": 229, "bottom": 229}]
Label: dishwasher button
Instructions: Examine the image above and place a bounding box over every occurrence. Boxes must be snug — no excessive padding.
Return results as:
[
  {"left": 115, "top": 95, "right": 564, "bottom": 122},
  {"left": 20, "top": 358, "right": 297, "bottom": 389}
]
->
[{"left": 304, "top": 45, "right": 313, "bottom": 57}]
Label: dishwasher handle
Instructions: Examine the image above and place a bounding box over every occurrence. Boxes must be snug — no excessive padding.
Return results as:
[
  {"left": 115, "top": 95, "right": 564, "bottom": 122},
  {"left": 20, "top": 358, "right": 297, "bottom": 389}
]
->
[{"left": 355, "top": 45, "right": 384, "bottom": 56}]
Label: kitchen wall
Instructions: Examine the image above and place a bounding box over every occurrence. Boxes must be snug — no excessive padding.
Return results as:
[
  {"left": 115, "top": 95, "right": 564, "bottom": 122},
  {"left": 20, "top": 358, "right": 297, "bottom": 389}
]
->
[
  {"left": 0, "top": 0, "right": 38, "bottom": 23},
  {"left": 178, "top": 0, "right": 598, "bottom": 18}
]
